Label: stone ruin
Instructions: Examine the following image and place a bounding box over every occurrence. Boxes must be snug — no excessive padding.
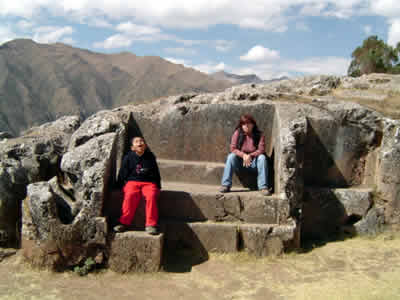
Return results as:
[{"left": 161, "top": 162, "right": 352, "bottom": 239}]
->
[{"left": 0, "top": 73, "right": 399, "bottom": 272}]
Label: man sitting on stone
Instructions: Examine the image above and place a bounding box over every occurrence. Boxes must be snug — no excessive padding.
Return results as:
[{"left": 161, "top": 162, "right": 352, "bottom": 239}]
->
[
  {"left": 220, "top": 114, "right": 271, "bottom": 196},
  {"left": 114, "top": 136, "right": 161, "bottom": 235}
]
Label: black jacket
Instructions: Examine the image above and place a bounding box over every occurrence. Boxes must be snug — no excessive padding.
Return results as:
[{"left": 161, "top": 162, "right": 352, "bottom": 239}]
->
[{"left": 117, "top": 150, "right": 161, "bottom": 189}]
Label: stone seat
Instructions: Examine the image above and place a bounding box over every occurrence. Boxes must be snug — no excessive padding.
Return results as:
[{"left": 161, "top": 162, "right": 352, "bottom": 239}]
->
[
  {"left": 106, "top": 181, "right": 289, "bottom": 229},
  {"left": 160, "top": 181, "right": 289, "bottom": 224},
  {"left": 158, "top": 159, "right": 265, "bottom": 188},
  {"left": 160, "top": 219, "right": 298, "bottom": 258}
]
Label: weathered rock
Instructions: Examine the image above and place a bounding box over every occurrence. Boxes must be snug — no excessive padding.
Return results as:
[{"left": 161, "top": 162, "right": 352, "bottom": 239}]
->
[
  {"left": 353, "top": 205, "right": 384, "bottom": 235},
  {"left": 161, "top": 221, "right": 238, "bottom": 256},
  {"left": 159, "top": 182, "right": 289, "bottom": 224},
  {"left": 0, "top": 248, "right": 17, "bottom": 262},
  {"left": 21, "top": 112, "right": 125, "bottom": 270},
  {"left": 22, "top": 182, "right": 108, "bottom": 270},
  {"left": 108, "top": 231, "right": 163, "bottom": 273},
  {"left": 239, "top": 223, "right": 298, "bottom": 256},
  {"left": 376, "top": 119, "right": 400, "bottom": 223},
  {"left": 301, "top": 187, "right": 374, "bottom": 240},
  {"left": 0, "top": 116, "right": 80, "bottom": 247},
  {"left": 0, "top": 132, "right": 13, "bottom": 140}
]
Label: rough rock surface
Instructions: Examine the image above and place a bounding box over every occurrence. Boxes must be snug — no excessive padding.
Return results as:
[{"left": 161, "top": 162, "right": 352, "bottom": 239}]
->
[
  {"left": 239, "top": 223, "right": 298, "bottom": 256},
  {"left": 0, "top": 116, "right": 80, "bottom": 247},
  {"left": 21, "top": 111, "right": 126, "bottom": 270},
  {"left": 108, "top": 232, "right": 163, "bottom": 273},
  {"left": 1, "top": 73, "right": 400, "bottom": 271}
]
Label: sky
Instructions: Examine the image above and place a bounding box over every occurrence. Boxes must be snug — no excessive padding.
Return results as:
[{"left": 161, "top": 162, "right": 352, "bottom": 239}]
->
[{"left": 0, "top": 0, "right": 399, "bottom": 80}]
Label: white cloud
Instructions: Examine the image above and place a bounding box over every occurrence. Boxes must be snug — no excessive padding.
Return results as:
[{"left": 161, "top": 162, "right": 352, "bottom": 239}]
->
[
  {"left": 93, "top": 34, "right": 133, "bottom": 49},
  {"left": 363, "top": 25, "right": 372, "bottom": 35},
  {"left": 164, "top": 47, "right": 197, "bottom": 56},
  {"left": 388, "top": 19, "right": 400, "bottom": 47},
  {"left": 32, "top": 26, "right": 74, "bottom": 43},
  {"left": 215, "top": 40, "right": 234, "bottom": 52},
  {"left": 0, "top": 0, "right": 375, "bottom": 32},
  {"left": 86, "top": 18, "right": 113, "bottom": 28},
  {"left": 191, "top": 61, "right": 228, "bottom": 74},
  {"left": 17, "top": 20, "right": 35, "bottom": 31},
  {"left": 370, "top": 0, "right": 400, "bottom": 18},
  {"left": 228, "top": 56, "right": 350, "bottom": 80},
  {"left": 281, "top": 57, "right": 350, "bottom": 75},
  {"left": 215, "top": 62, "right": 225, "bottom": 71},
  {"left": 116, "top": 22, "right": 161, "bottom": 36},
  {"left": 164, "top": 57, "right": 191, "bottom": 66},
  {"left": 0, "top": 25, "right": 17, "bottom": 44},
  {"left": 240, "top": 45, "right": 280, "bottom": 62}
]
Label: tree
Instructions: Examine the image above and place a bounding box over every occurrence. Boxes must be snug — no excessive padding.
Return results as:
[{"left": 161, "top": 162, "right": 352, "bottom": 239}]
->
[{"left": 347, "top": 35, "right": 400, "bottom": 77}]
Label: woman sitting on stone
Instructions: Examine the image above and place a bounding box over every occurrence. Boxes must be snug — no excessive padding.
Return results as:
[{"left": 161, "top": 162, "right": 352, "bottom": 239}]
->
[{"left": 220, "top": 114, "right": 271, "bottom": 196}]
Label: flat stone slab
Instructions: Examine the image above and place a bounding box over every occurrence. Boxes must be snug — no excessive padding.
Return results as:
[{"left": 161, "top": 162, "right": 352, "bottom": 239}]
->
[
  {"left": 159, "top": 159, "right": 242, "bottom": 186},
  {"left": 160, "top": 182, "right": 290, "bottom": 224},
  {"left": 239, "top": 223, "right": 299, "bottom": 257},
  {"left": 302, "top": 186, "right": 375, "bottom": 240},
  {"left": 108, "top": 231, "right": 163, "bottom": 273},
  {"left": 161, "top": 220, "right": 238, "bottom": 256}
]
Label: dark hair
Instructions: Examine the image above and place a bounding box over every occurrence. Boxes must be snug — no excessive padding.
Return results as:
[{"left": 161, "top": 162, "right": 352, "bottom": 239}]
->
[
  {"left": 235, "top": 114, "right": 261, "bottom": 149},
  {"left": 131, "top": 136, "right": 146, "bottom": 144},
  {"left": 235, "top": 114, "right": 260, "bottom": 132}
]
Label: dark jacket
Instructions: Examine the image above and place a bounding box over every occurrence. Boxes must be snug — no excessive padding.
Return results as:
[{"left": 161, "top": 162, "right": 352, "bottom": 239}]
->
[{"left": 117, "top": 149, "right": 161, "bottom": 189}]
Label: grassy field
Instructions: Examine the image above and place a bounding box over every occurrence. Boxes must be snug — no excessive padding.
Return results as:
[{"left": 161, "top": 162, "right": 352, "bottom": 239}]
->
[{"left": 0, "top": 230, "right": 399, "bottom": 300}]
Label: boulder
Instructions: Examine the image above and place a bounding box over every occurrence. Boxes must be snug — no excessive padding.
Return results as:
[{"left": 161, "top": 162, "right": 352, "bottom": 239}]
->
[{"left": 0, "top": 116, "right": 80, "bottom": 247}]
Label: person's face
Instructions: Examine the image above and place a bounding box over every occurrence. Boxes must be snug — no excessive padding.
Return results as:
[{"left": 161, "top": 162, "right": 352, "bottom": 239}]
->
[
  {"left": 131, "top": 137, "right": 147, "bottom": 154},
  {"left": 242, "top": 122, "right": 254, "bottom": 134}
]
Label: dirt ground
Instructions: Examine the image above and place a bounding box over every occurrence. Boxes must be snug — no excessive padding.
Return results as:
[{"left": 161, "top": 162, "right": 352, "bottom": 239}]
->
[{"left": 1, "top": 232, "right": 400, "bottom": 300}]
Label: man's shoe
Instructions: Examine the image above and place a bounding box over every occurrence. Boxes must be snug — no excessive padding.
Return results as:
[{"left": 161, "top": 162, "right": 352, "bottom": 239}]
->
[
  {"left": 113, "top": 224, "right": 127, "bottom": 232},
  {"left": 145, "top": 226, "right": 159, "bottom": 235},
  {"left": 259, "top": 188, "right": 271, "bottom": 196},
  {"left": 219, "top": 186, "right": 231, "bottom": 193}
]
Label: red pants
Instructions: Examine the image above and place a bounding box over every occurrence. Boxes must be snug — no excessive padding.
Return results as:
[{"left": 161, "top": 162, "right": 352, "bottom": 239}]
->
[{"left": 119, "top": 181, "right": 159, "bottom": 227}]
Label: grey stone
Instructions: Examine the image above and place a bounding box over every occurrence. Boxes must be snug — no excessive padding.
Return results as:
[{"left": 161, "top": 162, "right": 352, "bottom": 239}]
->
[
  {"left": 108, "top": 231, "right": 163, "bottom": 273},
  {"left": 302, "top": 187, "right": 374, "bottom": 240},
  {"left": 239, "top": 223, "right": 298, "bottom": 256},
  {"left": 161, "top": 220, "right": 238, "bottom": 255},
  {"left": 353, "top": 206, "right": 384, "bottom": 235},
  {"left": 0, "top": 116, "right": 80, "bottom": 247},
  {"left": 21, "top": 181, "right": 108, "bottom": 270}
]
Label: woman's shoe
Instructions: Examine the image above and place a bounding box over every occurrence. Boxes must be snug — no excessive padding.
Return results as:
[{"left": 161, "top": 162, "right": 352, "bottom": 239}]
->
[
  {"left": 219, "top": 186, "right": 231, "bottom": 193},
  {"left": 259, "top": 188, "right": 271, "bottom": 196}
]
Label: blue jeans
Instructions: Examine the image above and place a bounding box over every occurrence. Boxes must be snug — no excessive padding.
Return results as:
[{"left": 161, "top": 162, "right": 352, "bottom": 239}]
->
[{"left": 221, "top": 153, "right": 269, "bottom": 190}]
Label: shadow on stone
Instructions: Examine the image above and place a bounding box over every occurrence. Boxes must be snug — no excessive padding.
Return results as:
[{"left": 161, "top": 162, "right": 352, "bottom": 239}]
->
[{"left": 161, "top": 223, "right": 209, "bottom": 273}]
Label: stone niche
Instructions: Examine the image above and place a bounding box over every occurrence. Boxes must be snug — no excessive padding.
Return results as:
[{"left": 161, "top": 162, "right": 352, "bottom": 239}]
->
[
  {"left": 303, "top": 117, "right": 379, "bottom": 188},
  {"left": 130, "top": 103, "right": 277, "bottom": 163}
]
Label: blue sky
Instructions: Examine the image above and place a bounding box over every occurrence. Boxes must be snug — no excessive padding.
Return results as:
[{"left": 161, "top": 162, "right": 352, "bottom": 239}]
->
[{"left": 0, "top": 0, "right": 399, "bottom": 79}]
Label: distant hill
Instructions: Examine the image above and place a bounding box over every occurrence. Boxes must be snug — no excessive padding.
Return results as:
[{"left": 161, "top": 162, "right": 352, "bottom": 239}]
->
[
  {"left": 0, "top": 39, "right": 232, "bottom": 135},
  {"left": 211, "top": 71, "right": 263, "bottom": 85},
  {"left": 211, "top": 71, "right": 289, "bottom": 85}
]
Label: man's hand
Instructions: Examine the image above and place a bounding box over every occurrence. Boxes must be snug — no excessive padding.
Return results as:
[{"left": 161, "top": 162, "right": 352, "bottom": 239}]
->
[{"left": 243, "top": 154, "right": 252, "bottom": 167}]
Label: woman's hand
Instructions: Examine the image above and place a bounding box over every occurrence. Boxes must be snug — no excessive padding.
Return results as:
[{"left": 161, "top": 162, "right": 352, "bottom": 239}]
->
[{"left": 243, "top": 154, "right": 252, "bottom": 167}]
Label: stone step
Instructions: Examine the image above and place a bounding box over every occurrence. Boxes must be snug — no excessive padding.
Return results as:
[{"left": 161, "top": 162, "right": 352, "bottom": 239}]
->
[
  {"left": 106, "top": 182, "right": 289, "bottom": 228},
  {"left": 302, "top": 186, "right": 379, "bottom": 240},
  {"left": 160, "top": 219, "right": 299, "bottom": 257},
  {"left": 160, "top": 181, "right": 289, "bottom": 224},
  {"left": 108, "top": 231, "right": 164, "bottom": 273},
  {"left": 158, "top": 159, "right": 251, "bottom": 187}
]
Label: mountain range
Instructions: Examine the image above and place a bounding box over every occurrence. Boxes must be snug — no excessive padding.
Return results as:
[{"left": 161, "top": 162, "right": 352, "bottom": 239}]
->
[
  {"left": 210, "top": 71, "right": 288, "bottom": 85},
  {"left": 0, "top": 39, "right": 233, "bottom": 135}
]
